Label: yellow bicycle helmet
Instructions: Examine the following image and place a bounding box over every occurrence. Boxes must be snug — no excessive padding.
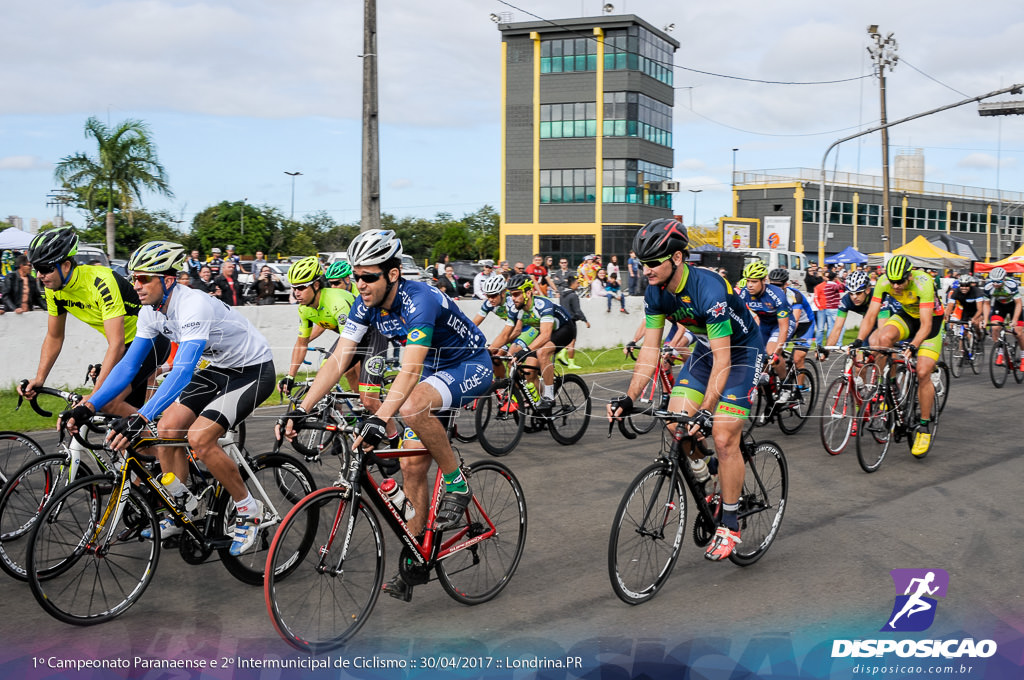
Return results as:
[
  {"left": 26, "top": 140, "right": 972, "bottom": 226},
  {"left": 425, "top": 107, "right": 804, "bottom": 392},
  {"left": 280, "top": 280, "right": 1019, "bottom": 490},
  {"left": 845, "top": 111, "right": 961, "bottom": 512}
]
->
[
  {"left": 885, "top": 255, "right": 912, "bottom": 282},
  {"left": 287, "top": 256, "right": 324, "bottom": 285},
  {"left": 742, "top": 261, "right": 768, "bottom": 280}
]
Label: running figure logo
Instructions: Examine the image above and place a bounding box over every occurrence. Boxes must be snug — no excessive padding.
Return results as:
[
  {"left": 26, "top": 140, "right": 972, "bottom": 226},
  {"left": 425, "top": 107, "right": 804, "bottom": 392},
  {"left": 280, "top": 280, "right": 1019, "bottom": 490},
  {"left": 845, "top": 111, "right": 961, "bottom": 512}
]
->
[{"left": 882, "top": 568, "right": 949, "bottom": 632}]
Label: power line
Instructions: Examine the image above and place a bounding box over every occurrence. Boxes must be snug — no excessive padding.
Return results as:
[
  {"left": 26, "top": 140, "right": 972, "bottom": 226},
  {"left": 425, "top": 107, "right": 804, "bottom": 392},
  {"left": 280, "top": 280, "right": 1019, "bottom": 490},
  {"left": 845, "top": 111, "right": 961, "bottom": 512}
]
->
[
  {"left": 682, "top": 105, "right": 880, "bottom": 138},
  {"left": 899, "top": 58, "right": 970, "bottom": 98}
]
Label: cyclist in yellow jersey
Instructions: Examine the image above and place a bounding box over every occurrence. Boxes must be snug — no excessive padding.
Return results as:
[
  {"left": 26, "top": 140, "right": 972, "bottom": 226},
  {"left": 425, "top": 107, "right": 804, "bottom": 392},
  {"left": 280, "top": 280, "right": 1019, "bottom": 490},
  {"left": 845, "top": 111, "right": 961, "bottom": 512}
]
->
[
  {"left": 18, "top": 228, "right": 170, "bottom": 414},
  {"left": 851, "top": 255, "right": 944, "bottom": 457},
  {"left": 278, "top": 257, "right": 396, "bottom": 439}
]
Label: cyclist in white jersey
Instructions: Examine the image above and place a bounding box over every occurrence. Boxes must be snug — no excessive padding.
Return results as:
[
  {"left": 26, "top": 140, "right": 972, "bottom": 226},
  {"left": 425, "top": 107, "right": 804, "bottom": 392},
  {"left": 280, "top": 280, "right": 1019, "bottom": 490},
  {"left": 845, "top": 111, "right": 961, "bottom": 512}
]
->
[{"left": 62, "top": 241, "right": 276, "bottom": 555}]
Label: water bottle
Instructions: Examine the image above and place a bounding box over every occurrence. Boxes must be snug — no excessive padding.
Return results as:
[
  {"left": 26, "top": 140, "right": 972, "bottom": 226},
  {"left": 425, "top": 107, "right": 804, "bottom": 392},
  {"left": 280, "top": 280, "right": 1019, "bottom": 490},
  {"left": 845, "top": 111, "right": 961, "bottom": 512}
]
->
[
  {"left": 380, "top": 478, "right": 416, "bottom": 521},
  {"left": 160, "top": 472, "right": 198, "bottom": 514},
  {"left": 523, "top": 381, "right": 540, "bottom": 404},
  {"left": 688, "top": 457, "right": 710, "bottom": 483}
]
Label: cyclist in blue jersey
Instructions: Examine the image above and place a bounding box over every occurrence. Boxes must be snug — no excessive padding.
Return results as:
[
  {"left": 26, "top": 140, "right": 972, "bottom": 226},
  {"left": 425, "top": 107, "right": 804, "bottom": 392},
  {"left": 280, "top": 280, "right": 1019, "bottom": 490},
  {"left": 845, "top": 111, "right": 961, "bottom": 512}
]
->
[
  {"left": 739, "top": 261, "right": 791, "bottom": 392},
  {"left": 607, "top": 218, "right": 765, "bottom": 561},
  {"left": 767, "top": 268, "right": 814, "bottom": 390},
  {"left": 281, "top": 230, "right": 493, "bottom": 600},
  {"left": 502, "top": 273, "right": 576, "bottom": 413},
  {"left": 472, "top": 275, "right": 534, "bottom": 380}
]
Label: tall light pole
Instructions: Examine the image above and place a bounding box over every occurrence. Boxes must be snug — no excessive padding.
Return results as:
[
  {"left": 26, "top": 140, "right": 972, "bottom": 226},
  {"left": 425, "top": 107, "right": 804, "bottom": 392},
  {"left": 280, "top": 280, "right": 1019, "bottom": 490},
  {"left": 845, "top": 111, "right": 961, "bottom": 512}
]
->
[
  {"left": 240, "top": 197, "right": 247, "bottom": 236},
  {"left": 284, "top": 171, "right": 302, "bottom": 220},
  {"left": 731, "top": 148, "right": 738, "bottom": 184},
  {"left": 868, "top": 25, "right": 898, "bottom": 251},
  {"left": 689, "top": 189, "right": 702, "bottom": 227}
]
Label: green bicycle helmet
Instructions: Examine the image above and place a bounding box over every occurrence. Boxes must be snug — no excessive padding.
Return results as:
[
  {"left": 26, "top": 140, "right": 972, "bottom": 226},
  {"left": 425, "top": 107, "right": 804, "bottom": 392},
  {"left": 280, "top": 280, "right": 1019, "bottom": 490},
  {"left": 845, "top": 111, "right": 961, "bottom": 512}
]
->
[
  {"left": 127, "top": 241, "right": 187, "bottom": 274},
  {"left": 325, "top": 260, "right": 352, "bottom": 280},
  {"left": 885, "top": 255, "right": 912, "bottom": 282},
  {"left": 288, "top": 256, "right": 325, "bottom": 285},
  {"left": 742, "top": 261, "right": 769, "bottom": 280}
]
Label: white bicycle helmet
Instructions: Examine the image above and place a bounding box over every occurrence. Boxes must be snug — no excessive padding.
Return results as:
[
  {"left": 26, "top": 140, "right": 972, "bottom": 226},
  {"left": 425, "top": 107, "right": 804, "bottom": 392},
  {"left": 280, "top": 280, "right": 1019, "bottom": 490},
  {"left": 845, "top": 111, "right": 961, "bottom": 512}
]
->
[
  {"left": 347, "top": 229, "right": 403, "bottom": 266},
  {"left": 846, "top": 270, "right": 870, "bottom": 293},
  {"left": 988, "top": 267, "right": 1007, "bottom": 282},
  {"left": 480, "top": 275, "right": 507, "bottom": 295},
  {"left": 127, "top": 241, "right": 188, "bottom": 274}
]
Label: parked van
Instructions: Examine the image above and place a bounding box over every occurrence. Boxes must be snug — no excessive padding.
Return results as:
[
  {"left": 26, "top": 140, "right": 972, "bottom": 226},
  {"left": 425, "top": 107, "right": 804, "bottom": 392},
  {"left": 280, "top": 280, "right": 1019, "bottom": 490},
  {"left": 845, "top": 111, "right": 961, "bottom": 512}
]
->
[{"left": 737, "top": 248, "right": 809, "bottom": 288}]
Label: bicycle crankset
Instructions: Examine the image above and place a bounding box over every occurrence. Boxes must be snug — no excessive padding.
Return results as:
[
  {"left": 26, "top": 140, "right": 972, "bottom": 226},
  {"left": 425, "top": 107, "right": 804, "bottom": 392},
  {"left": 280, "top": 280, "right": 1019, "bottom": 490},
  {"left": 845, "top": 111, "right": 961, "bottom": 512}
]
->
[{"left": 398, "top": 545, "right": 431, "bottom": 586}]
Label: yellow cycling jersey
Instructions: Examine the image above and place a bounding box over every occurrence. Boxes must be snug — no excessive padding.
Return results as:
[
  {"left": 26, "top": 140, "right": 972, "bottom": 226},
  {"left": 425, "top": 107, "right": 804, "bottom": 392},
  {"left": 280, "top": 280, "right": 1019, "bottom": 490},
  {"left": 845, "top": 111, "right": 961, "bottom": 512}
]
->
[
  {"left": 45, "top": 264, "right": 142, "bottom": 341},
  {"left": 297, "top": 286, "right": 356, "bottom": 338},
  {"left": 871, "top": 269, "right": 942, "bottom": 319}
]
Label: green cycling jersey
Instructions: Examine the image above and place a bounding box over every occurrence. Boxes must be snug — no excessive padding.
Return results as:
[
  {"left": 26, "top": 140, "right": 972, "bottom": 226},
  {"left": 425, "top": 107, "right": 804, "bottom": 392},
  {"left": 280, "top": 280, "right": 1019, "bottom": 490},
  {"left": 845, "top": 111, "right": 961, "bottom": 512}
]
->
[
  {"left": 297, "top": 286, "right": 356, "bottom": 339},
  {"left": 45, "top": 264, "right": 142, "bottom": 341}
]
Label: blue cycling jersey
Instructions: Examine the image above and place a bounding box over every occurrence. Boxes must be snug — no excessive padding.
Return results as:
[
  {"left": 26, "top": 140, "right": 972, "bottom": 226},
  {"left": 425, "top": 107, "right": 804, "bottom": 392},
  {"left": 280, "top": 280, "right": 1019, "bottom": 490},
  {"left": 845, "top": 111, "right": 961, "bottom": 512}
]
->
[
  {"left": 785, "top": 286, "right": 814, "bottom": 326},
  {"left": 505, "top": 294, "right": 572, "bottom": 330},
  {"left": 738, "top": 283, "right": 791, "bottom": 329},
  {"left": 343, "top": 279, "right": 487, "bottom": 370},
  {"left": 643, "top": 265, "right": 761, "bottom": 348}
]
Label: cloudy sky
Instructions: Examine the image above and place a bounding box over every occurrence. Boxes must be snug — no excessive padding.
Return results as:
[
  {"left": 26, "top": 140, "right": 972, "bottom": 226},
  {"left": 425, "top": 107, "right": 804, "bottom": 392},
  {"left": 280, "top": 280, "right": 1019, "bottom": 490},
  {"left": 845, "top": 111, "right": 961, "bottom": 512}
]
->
[{"left": 2, "top": 0, "right": 1022, "bottom": 232}]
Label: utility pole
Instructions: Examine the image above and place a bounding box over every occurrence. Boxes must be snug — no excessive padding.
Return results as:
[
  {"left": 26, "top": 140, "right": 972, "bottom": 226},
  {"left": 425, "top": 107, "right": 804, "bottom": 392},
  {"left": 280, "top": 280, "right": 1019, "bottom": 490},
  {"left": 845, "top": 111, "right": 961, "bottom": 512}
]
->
[
  {"left": 868, "top": 25, "right": 898, "bottom": 251},
  {"left": 284, "top": 171, "right": 302, "bottom": 220},
  {"left": 360, "top": 0, "right": 381, "bottom": 232}
]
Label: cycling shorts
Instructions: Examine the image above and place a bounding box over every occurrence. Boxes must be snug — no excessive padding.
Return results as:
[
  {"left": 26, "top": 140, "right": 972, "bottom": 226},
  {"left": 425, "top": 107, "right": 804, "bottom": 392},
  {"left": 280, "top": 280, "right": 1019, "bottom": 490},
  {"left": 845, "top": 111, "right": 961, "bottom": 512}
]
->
[
  {"left": 793, "top": 321, "right": 814, "bottom": 343},
  {"left": 671, "top": 340, "right": 765, "bottom": 418},
  {"left": 178, "top": 360, "right": 276, "bottom": 430},
  {"left": 989, "top": 314, "right": 1024, "bottom": 328},
  {"left": 125, "top": 334, "right": 172, "bottom": 408},
  {"left": 883, "top": 310, "right": 944, "bottom": 361},
  {"left": 421, "top": 349, "right": 493, "bottom": 409},
  {"left": 762, "top": 322, "right": 794, "bottom": 346},
  {"left": 991, "top": 300, "right": 1019, "bottom": 321}
]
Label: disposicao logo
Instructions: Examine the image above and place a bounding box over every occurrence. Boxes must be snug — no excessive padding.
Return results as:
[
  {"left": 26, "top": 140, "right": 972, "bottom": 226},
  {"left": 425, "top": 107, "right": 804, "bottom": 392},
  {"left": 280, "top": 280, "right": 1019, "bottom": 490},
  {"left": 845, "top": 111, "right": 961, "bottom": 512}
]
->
[{"left": 831, "top": 568, "right": 997, "bottom": 660}]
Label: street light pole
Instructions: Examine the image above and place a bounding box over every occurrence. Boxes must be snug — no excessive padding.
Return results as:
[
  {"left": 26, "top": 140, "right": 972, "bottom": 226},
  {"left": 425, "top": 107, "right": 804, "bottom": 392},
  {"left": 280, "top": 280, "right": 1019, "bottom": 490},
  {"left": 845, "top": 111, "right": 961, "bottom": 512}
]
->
[
  {"left": 284, "top": 171, "right": 302, "bottom": 220},
  {"left": 689, "top": 189, "right": 702, "bottom": 227},
  {"left": 241, "top": 197, "right": 247, "bottom": 236}
]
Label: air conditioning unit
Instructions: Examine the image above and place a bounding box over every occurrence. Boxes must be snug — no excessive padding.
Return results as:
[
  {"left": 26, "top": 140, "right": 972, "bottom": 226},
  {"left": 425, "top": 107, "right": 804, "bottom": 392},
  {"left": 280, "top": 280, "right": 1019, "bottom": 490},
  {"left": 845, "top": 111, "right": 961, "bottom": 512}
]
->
[{"left": 662, "top": 181, "right": 681, "bottom": 192}]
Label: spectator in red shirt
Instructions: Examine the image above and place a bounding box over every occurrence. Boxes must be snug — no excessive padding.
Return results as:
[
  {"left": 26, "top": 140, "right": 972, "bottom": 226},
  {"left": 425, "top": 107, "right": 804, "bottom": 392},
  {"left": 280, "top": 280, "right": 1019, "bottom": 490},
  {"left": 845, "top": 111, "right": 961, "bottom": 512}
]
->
[
  {"left": 524, "top": 253, "right": 549, "bottom": 296},
  {"left": 814, "top": 270, "right": 842, "bottom": 345}
]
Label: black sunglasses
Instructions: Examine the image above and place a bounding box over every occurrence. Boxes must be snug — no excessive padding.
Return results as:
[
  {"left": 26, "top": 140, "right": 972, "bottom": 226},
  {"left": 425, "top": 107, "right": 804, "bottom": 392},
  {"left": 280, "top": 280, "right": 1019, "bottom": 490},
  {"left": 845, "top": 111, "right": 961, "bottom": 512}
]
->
[
  {"left": 352, "top": 272, "right": 385, "bottom": 283},
  {"left": 328, "top": 279, "right": 346, "bottom": 286},
  {"left": 34, "top": 263, "right": 56, "bottom": 275}
]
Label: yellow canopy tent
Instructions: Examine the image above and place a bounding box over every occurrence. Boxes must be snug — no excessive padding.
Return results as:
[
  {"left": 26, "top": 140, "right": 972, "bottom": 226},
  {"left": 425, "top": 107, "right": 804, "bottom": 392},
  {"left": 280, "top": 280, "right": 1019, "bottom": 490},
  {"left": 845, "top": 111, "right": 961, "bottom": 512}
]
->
[
  {"left": 867, "top": 236, "right": 969, "bottom": 270},
  {"left": 975, "top": 252, "right": 1024, "bottom": 273}
]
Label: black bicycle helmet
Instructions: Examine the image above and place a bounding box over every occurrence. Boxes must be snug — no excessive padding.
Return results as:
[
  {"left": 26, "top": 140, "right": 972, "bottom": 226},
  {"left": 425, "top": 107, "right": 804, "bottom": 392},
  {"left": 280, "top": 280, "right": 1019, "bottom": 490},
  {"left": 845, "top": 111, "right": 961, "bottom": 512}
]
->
[
  {"left": 28, "top": 227, "right": 79, "bottom": 268},
  {"left": 632, "top": 218, "right": 688, "bottom": 262},
  {"left": 768, "top": 268, "right": 789, "bottom": 284},
  {"left": 507, "top": 273, "right": 534, "bottom": 292}
]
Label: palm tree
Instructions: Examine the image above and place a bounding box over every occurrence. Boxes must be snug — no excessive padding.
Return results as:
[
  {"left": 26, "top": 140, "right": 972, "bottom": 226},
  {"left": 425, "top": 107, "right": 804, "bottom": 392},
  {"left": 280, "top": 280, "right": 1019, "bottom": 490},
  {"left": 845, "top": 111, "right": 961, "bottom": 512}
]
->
[{"left": 54, "top": 116, "right": 174, "bottom": 257}]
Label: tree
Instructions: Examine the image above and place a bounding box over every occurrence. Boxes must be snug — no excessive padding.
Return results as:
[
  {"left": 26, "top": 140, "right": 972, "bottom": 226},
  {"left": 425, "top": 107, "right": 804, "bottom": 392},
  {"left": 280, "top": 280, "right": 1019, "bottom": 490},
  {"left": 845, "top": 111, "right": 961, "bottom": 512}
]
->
[{"left": 54, "top": 116, "right": 174, "bottom": 258}]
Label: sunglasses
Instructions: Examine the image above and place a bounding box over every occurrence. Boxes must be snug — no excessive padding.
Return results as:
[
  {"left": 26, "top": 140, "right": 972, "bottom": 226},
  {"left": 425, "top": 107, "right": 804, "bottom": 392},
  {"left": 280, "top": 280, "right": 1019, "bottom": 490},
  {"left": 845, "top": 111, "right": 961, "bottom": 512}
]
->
[
  {"left": 34, "top": 263, "right": 56, "bottom": 275},
  {"left": 328, "top": 280, "right": 346, "bottom": 287},
  {"left": 352, "top": 272, "right": 385, "bottom": 283},
  {"left": 640, "top": 254, "right": 672, "bottom": 269},
  {"left": 291, "top": 283, "right": 313, "bottom": 291},
  {"left": 130, "top": 273, "right": 159, "bottom": 285}
]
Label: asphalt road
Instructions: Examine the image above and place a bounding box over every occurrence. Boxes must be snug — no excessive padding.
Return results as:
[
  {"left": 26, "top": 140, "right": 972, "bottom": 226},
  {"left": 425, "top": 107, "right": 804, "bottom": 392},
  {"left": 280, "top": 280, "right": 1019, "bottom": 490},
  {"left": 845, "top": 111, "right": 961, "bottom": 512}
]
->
[{"left": 0, "top": 359, "right": 1021, "bottom": 679}]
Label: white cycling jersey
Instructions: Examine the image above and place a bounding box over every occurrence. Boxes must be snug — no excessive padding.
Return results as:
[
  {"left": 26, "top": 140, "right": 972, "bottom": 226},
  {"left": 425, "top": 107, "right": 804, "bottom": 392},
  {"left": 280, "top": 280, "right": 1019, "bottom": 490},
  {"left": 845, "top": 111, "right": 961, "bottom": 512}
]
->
[{"left": 135, "top": 284, "right": 273, "bottom": 369}]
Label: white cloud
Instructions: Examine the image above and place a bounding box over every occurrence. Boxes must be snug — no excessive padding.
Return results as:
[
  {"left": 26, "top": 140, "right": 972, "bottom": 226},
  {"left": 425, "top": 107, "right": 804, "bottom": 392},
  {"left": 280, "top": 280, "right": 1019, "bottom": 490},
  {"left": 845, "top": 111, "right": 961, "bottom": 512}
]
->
[
  {"left": 389, "top": 178, "right": 413, "bottom": 190},
  {"left": 0, "top": 155, "right": 51, "bottom": 171},
  {"left": 957, "top": 153, "right": 998, "bottom": 170}
]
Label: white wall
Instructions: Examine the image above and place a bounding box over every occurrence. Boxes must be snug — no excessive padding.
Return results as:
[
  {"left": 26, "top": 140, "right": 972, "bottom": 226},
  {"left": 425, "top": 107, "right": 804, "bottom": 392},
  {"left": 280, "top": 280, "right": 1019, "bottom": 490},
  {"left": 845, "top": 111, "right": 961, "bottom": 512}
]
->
[{"left": 0, "top": 295, "right": 646, "bottom": 389}]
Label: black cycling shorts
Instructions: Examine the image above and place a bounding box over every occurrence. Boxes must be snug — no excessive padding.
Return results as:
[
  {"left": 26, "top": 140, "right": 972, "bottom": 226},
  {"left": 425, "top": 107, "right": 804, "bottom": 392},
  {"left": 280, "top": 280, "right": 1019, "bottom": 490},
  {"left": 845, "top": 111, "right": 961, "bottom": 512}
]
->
[
  {"left": 328, "top": 327, "right": 390, "bottom": 394},
  {"left": 551, "top": 321, "right": 577, "bottom": 353},
  {"left": 178, "top": 360, "right": 276, "bottom": 430},
  {"left": 125, "top": 334, "right": 172, "bottom": 409}
]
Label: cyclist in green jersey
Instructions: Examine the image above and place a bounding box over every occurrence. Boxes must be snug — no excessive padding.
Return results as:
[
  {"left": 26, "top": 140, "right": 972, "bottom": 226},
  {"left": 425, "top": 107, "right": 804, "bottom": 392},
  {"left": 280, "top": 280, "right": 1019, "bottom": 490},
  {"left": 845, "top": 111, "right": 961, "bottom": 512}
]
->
[
  {"left": 851, "top": 255, "right": 944, "bottom": 458},
  {"left": 325, "top": 260, "right": 358, "bottom": 296},
  {"left": 18, "top": 228, "right": 170, "bottom": 414}
]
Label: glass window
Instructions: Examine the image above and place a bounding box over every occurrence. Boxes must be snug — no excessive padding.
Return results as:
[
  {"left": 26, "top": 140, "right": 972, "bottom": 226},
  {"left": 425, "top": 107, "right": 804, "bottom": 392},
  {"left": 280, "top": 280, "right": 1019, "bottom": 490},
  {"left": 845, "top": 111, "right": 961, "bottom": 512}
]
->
[{"left": 538, "top": 167, "right": 597, "bottom": 205}]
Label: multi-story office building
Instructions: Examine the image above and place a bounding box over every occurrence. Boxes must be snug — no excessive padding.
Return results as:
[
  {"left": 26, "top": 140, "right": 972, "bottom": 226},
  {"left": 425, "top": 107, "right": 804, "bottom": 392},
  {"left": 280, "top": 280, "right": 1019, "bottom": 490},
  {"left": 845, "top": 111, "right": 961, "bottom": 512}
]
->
[{"left": 497, "top": 14, "right": 678, "bottom": 265}]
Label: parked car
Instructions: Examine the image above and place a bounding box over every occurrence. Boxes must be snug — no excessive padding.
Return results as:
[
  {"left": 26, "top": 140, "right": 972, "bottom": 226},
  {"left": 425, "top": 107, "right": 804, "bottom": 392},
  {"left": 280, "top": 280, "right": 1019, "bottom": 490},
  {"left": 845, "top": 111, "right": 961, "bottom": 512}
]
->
[
  {"left": 73, "top": 246, "right": 110, "bottom": 268},
  {"left": 236, "top": 260, "right": 292, "bottom": 303},
  {"left": 109, "top": 258, "right": 128, "bottom": 278},
  {"left": 447, "top": 260, "right": 483, "bottom": 298}
]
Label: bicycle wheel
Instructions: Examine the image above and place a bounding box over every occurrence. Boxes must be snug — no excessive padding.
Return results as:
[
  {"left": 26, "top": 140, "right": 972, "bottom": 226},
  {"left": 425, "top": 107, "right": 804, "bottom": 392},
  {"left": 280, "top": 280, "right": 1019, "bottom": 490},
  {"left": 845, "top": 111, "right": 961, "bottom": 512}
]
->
[
  {"left": 0, "top": 453, "right": 94, "bottom": 581},
  {"left": 0, "top": 431, "right": 45, "bottom": 488},
  {"left": 265, "top": 487, "right": 384, "bottom": 653},
  {"left": 989, "top": 341, "right": 1009, "bottom": 388},
  {"left": 945, "top": 331, "right": 962, "bottom": 378},
  {"left": 819, "top": 377, "right": 853, "bottom": 456},
  {"left": 452, "top": 401, "right": 480, "bottom": 443},
  {"left": 547, "top": 373, "right": 592, "bottom": 445},
  {"left": 436, "top": 460, "right": 527, "bottom": 605},
  {"left": 777, "top": 367, "right": 816, "bottom": 435},
  {"left": 474, "top": 379, "right": 525, "bottom": 457},
  {"left": 607, "top": 461, "right": 686, "bottom": 605},
  {"left": 28, "top": 475, "right": 160, "bottom": 625},
  {"left": 218, "top": 453, "right": 317, "bottom": 585},
  {"left": 729, "top": 440, "right": 788, "bottom": 566},
  {"left": 288, "top": 388, "right": 341, "bottom": 459},
  {"left": 627, "top": 373, "right": 665, "bottom": 435},
  {"left": 966, "top": 331, "right": 981, "bottom": 375},
  {"left": 1011, "top": 343, "right": 1024, "bottom": 384},
  {"left": 745, "top": 385, "right": 769, "bottom": 432},
  {"left": 931, "top": 361, "right": 951, "bottom": 417},
  {"left": 856, "top": 393, "right": 893, "bottom": 473}
]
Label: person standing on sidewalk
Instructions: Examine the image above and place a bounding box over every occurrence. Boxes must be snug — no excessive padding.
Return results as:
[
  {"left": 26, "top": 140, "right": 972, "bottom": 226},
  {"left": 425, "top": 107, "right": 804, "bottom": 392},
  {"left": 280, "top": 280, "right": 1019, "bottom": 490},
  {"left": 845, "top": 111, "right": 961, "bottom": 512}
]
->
[{"left": 556, "top": 276, "right": 589, "bottom": 370}]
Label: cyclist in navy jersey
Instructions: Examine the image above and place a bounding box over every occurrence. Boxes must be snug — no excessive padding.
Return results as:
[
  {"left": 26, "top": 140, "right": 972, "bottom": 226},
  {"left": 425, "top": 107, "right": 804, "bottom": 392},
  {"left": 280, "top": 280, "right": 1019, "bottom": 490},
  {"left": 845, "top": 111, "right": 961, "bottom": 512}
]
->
[
  {"left": 739, "top": 261, "right": 791, "bottom": 388},
  {"left": 608, "top": 218, "right": 765, "bottom": 561},
  {"left": 501, "top": 273, "right": 575, "bottom": 413},
  {"left": 281, "top": 230, "right": 492, "bottom": 600},
  {"left": 768, "top": 268, "right": 814, "bottom": 389}
]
